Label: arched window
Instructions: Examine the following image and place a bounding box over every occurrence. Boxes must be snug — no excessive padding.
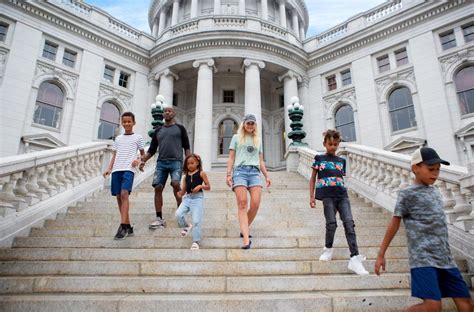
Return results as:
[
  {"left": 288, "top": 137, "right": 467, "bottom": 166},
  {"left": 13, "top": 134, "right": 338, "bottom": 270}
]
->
[
  {"left": 218, "top": 118, "right": 238, "bottom": 155},
  {"left": 455, "top": 66, "right": 474, "bottom": 115},
  {"left": 33, "top": 81, "right": 64, "bottom": 128},
  {"left": 388, "top": 87, "right": 416, "bottom": 132},
  {"left": 335, "top": 105, "right": 356, "bottom": 142},
  {"left": 98, "top": 102, "right": 120, "bottom": 140}
]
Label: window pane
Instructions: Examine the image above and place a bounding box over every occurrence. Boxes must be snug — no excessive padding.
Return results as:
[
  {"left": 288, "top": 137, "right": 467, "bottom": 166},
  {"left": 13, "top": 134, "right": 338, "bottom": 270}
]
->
[
  {"left": 37, "top": 82, "right": 64, "bottom": 107},
  {"left": 100, "top": 102, "right": 120, "bottom": 124},
  {"left": 395, "top": 49, "right": 408, "bottom": 66},
  {"left": 341, "top": 70, "right": 351, "bottom": 86},
  {"left": 42, "top": 41, "right": 58, "bottom": 61},
  {"left": 119, "top": 72, "right": 129, "bottom": 88},
  {"left": 389, "top": 87, "right": 416, "bottom": 131},
  {"left": 223, "top": 90, "right": 235, "bottom": 103},
  {"left": 33, "top": 103, "right": 61, "bottom": 128},
  {"left": 218, "top": 119, "right": 237, "bottom": 155},
  {"left": 98, "top": 121, "right": 118, "bottom": 140},
  {"left": 377, "top": 55, "right": 390, "bottom": 73},
  {"left": 327, "top": 76, "right": 337, "bottom": 91},
  {"left": 454, "top": 66, "right": 474, "bottom": 93},
  {"left": 104, "top": 66, "right": 114, "bottom": 82},
  {"left": 440, "top": 31, "right": 456, "bottom": 50},
  {"left": 62, "top": 49, "right": 76, "bottom": 68},
  {"left": 279, "top": 95, "right": 284, "bottom": 108},
  {"left": 388, "top": 87, "right": 413, "bottom": 110},
  {"left": 335, "top": 105, "right": 356, "bottom": 142},
  {"left": 173, "top": 93, "right": 178, "bottom": 107},
  {"left": 462, "top": 24, "right": 474, "bottom": 43},
  {"left": 458, "top": 89, "right": 474, "bottom": 115},
  {"left": 337, "top": 123, "right": 356, "bottom": 142},
  {"left": 0, "top": 23, "right": 8, "bottom": 42}
]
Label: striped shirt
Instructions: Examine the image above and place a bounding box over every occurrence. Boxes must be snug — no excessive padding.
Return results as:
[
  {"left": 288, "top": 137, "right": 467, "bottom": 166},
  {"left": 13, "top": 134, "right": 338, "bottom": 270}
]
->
[{"left": 112, "top": 133, "right": 144, "bottom": 173}]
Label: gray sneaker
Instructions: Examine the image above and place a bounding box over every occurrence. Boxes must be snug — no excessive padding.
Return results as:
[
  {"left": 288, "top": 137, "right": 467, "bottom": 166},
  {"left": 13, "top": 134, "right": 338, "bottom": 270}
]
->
[{"left": 149, "top": 217, "right": 166, "bottom": 230}]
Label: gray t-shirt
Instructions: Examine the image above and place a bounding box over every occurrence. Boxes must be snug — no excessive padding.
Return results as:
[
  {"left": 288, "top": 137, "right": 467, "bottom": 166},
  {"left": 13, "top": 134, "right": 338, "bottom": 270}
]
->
[
  {"left": 147, "top": 124, "right": 190, "bottom": 161},
  {"left": 394, "top": 184, "right": 456, "bottom": 269}
]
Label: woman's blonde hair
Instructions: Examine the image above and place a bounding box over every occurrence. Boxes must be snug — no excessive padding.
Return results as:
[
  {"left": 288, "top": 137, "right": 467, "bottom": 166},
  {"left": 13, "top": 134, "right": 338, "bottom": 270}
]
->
[{"left": 237, "top": 122, "right": 260, "bottom": 148}]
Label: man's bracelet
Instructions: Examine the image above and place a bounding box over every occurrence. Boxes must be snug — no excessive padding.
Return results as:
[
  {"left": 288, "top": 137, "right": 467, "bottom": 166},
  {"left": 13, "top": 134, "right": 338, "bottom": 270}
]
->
[{"left": 226, "top": 173, "right": 231, "bottom": 176}]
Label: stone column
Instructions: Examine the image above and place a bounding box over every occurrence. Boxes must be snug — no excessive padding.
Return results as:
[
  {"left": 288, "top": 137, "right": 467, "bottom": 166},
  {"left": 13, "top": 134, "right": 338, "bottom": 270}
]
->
[
  {"left": 193, "top": 59, "right": 216, "bottom": 171},
  {"left": 278, "top": 70, "right": 302, "bottom": 151},
  {"left": 242, "top": 59, "right": 265, "bottom": 130},
  {"left": 292, "top": 10, "right": 299, "bottom": 38},
  {"left": 156, "top": 69, "right": 179, "bottom": 106},
  {"left": 152, "top": 20, "right": 159, "bottom": 37},
  {"left": 147, "top": 74, "right": 160, "bottom": 132},
  {"left": 298, "top": 77, "right": 310, "bottom": 143},
  {"left": 239, "top": 0, "right": 246, "bottom": 15},
  {"left": 279, "top": 0, "right": 287, "bottom": 28},
  {"left": 191, "top": 0, "right": 199, "bottom": 18},
  {"left": 171, "top": 0, "right": 180, "bottom": 25},
  {"left": 299, "top": 24, "right": 305, "bottom": 40},
  {"left": 214, "top": 0, "right": 221, "bottom": 14},
  {"left": 158, "top": 10, "right": 166, "bottom": 35},
  {"left": 261, "top": 0, "right": 268, "bottom": 20}
]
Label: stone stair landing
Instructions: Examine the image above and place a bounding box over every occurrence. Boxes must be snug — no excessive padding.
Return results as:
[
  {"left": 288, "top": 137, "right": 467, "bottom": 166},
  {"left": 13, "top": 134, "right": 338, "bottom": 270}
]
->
[{"left": 0, "top": 171, "right": 471, "bottom": 311}]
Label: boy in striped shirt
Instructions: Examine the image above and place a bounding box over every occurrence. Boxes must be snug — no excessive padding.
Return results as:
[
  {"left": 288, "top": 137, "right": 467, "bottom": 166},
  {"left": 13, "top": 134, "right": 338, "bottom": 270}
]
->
[{"left": 103, "top": 112, "right": 145, "bottom": 240}]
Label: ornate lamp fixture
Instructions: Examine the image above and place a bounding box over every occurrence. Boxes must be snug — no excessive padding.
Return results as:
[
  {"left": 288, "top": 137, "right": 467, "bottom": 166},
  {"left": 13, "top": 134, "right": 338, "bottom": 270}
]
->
[
  {"left": 287, "top": 96, "right": 307, "bottom": 146},
  {"left": 148, "top": 94, "right": 165, "bottom": 139}
]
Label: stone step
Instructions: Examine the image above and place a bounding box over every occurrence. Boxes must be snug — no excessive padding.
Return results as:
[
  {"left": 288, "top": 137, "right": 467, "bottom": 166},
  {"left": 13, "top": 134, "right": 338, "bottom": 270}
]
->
[
  {"left": 11, "top": 237, "right": 409, "bottom": 255},
  {"left": 0, "top": 247, "right": 409, "bottom": 262},
  {"left": 0, "top": 291, "right": 465, "bottom": 312},
  {"left": 0, "top": 259, "right": 414, "bottom": 276},
  {"left": 0, "top": 274, "right": 413, "bottom": 294}
]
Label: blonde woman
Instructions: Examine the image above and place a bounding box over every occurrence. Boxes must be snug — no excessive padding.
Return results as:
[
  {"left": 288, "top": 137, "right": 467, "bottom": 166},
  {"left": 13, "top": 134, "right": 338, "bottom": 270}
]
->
[{"left": 226, "top": 114, "right": 271, "bottom": 249}]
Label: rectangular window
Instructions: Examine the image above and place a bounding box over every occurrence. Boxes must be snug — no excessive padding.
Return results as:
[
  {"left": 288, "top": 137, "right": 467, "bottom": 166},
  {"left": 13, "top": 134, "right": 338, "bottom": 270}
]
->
[
  {"left": 173, "top": 93, "right": 178, "bottom": 107},
  {"left": 440, "top": 30, "right": 456, "bottom": 50},
  {"left": 341, "top": 70, "right": 352, "bottom": 86},
  {"left": 327, "top": 75, "right": 337, "bottom": 91},
  {"left": 279, "top": 94, "right": 285, "bottom": 108},
  {"left": 0, "top": 23, "right": 8, "bottom": 42},
  {"left": 42, "top": 41, "right": 58, "bottom": 61},
  {"left": 395, "top": 48, "right": 409, "bottom": 66},
  {"left": 62, "top": 49, "right": 77, "bottom": 68},
  {"left": 463, "top": 24, "right": 474, "bottom": 43},
  {"left": 118, "top": 72, "right": 130, "bottom": 88},
  {"left": 377, "top": 55, "right": 390, "bottom": 73},
  {"left": 103, "top": 65, "right": 115, "bottom": 82},
  {"left": 223, "top": 90, "right": 235, "bottom": 103}
]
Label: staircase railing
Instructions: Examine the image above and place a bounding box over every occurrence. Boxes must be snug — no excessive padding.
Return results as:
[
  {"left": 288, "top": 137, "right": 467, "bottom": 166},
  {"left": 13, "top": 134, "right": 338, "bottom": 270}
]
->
[
  {"left": 0, "top": 142, "right": 156, "bottom": 247},
  {"left": 288, "top": 144, "right": 474, "bottom": 267}
]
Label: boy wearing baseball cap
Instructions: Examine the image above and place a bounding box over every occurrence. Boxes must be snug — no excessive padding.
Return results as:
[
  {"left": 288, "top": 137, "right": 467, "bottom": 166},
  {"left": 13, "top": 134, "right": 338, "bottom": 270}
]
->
[{"left": 375, "top": 147, "right": 472, "bottom": 311}]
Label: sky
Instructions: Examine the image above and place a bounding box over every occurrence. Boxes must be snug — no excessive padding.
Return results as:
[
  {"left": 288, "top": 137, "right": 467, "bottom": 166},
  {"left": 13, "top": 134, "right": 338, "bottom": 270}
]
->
[{"left": 86, "top": 0, "right": 385, "bottom": 38}]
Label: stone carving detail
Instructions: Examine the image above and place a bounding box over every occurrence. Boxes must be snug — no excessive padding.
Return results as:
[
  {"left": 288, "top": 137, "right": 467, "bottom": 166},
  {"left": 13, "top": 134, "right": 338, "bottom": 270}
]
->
[
  {"left": 35, "top": 61, "right": 78, "bottom": 94},
  {"left": 323, "top": 87, "right": 356, "bottom": 111},
  {"left": 375, "top": 67, "right": 416, "bottom": 102},
  {"left": 99, "top": 84, "right": 133, "bottom": 108},
  {"left": 439, "top": 47, "right": 474, "bottom": 75}
]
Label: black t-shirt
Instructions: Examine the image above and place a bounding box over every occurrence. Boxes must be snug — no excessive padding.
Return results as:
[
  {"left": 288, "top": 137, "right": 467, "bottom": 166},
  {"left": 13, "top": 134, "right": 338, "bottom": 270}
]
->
[
  {"left": 147, "top": 124, "right": 190, "bottom": 161},
  {"left": 312, "top": 153, "right": 348, "bottom": 200}
]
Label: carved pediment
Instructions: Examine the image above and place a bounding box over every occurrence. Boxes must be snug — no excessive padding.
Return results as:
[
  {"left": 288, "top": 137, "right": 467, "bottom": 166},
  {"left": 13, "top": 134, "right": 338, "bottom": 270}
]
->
[
  {"left": 21, "top": 133, "right": 66, "bottom": 150},
  {"left": 322, "top": 87, "right": 356, "bottom": 111},
  {"left": 455, "top": 122, "right": 474, "bottom": 140},
  {"left": 385, "top": 136, "right": 425, "bottom": 154},
  {"left": 98, "top": 83, "right": 133, "bottom": 108}
]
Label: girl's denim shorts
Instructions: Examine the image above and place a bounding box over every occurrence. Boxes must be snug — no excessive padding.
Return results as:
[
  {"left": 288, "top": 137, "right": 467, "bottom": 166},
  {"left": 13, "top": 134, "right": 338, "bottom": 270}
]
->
[{"left": 232, "top": 165, "right": 262, "bottom": 190}]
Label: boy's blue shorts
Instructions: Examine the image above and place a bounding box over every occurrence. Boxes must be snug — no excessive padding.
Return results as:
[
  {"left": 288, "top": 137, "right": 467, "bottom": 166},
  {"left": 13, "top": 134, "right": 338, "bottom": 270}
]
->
[
  {"left": 111, "top": 171, "right": 134, "bottom": 196},
  {"left": 411, "top": 267, "right": 471, "bottom": 301}
]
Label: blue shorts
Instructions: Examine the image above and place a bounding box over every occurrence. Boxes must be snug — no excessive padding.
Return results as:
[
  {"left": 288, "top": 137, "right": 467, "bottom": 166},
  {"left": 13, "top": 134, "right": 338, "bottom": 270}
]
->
[
  {"left": 232, "top": 165, "right": 262, "bottom": 191},
  {"left": 152, "top": 160, "right": 182, "bottom": 188},
  {"left": 411, "top": 267, "right": 471, "bottom": 301},
  {"left": 111, "top": 171, "right": 134, "bottom": 196}
]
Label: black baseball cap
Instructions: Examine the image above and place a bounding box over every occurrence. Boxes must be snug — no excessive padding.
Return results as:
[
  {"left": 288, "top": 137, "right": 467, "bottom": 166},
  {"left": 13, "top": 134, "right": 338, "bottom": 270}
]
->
[{"left": 411, "top": 147, "right": 450, "bottom": 166}]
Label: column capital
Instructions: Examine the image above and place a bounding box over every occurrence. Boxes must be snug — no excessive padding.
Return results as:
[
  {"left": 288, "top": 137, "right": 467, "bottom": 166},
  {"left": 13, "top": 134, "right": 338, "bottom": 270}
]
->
[
  {"left": 155, "top": 68, "right": 179, "bottom": 81},
  {"left": 147, "top": 73, "right": 160, "bottom": 84},
  {"left": 300, "top": 75, "right": 310, "bottom": 88},
  {"left": 241, "top": 59, "right": 265, "bottom": 73},
  {"left": 193, "top": 59, "right": 217, "bottom": 72},
  {"left": 278, "top": 70, "right": 302, "bottom": 83}
]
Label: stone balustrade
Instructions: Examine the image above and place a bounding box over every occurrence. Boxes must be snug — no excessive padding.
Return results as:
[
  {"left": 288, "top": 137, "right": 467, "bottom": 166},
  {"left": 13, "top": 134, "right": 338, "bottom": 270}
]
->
[
  {"left": 52, "top": 0, "right": 91, "bottom": 17},
  {"left": 317, "top": 25, "right": 348, "bottom": 44},
  {"left": 366, "top": 0, "right": 403, "bottom": 23},
  {"left": 109, "top": 19, "right": 140, "bottom": 40},
  {"left": 0, "top": 142, "right": 156, "bottom": 246}
]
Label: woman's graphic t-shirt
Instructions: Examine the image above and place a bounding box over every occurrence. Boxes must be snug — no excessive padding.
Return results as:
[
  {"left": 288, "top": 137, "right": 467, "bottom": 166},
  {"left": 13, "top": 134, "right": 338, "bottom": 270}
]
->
[
  {"left": 229, "top": 134, "right": 262, "bottom": 169},
  {"left": 312, "top": 153, "right": 348, "bottom": 200}
]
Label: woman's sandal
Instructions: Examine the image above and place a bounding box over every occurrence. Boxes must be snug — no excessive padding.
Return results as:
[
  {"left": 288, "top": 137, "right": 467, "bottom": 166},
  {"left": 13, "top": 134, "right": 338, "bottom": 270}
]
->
[
  {"left": 240, "top": 232, "right": 252, "bottom": 238},
  {"left": 181, "top": 225, "right": 192, "bottom": 237},
  {"left": 241, "top": 240, "right": 252, "bottom": 250}
]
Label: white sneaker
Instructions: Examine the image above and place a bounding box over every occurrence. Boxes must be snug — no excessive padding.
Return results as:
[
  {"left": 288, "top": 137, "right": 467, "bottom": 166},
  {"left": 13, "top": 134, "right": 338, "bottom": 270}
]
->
[
  {"left": 149, "top": 217, "right": 166, "bottom": 230},
  {"left": 190, "top": 242, "right": 200, "bottom": 250},
  {"left": 319, "top": 247, "right": 333, "bottom": 261},
  {"left": 348, "top": 255, "right": 369, "bottom": 275}
]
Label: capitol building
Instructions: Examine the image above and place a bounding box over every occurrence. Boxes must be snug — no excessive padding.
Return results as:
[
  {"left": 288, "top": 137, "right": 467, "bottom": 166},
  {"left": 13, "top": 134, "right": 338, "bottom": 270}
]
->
[{"left": 1, "top": 0, "right": 473, "bottom": 170}]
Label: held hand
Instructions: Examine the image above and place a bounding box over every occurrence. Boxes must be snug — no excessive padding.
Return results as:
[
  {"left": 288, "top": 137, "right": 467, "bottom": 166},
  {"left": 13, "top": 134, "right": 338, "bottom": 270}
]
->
[
  {"left": 191, "top": 185, "right": 202, "bottom": 193},
  {"left": 310, "top": 199, "right": 316, "bottom": 208},
  {"left": 131, "top": 159, "right": 140, "bottom": 168},
  {"left": 138, "top": 162, "right": 145, "bottom": 172},
  {"left": 265, "top": 176, "right": 271, "bottom": 187},
  {"left": 176, "top": 191, "right": 183, "bottom": 199},
  {"left": 226, "top": 175, "right": 232, "bottom": 188},
  {"left": 103, "top": 169, "right": 111, "bottom": 178},
  {"left": 374, "top": 256, "right": 386, "bottom": 276}
]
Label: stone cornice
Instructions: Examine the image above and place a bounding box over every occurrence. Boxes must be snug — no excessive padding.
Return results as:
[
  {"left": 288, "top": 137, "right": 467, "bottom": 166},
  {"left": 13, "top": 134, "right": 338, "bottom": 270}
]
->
[
  {"left": 7, "top": 0, "right": 149, "bottom": 66},
  {"left": 308, "top": 0, "right": 468, "bottom": 68}
]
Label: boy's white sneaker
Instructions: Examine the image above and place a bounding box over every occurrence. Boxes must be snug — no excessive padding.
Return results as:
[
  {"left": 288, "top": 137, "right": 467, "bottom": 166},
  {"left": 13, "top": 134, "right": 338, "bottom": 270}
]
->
[
  {"left": 190, "top": 242, "right": 200, "bottom": 250},
  {"left": 149, "top": 217, "right": 166, "bottom": 230},
  {"left": 319, "top": 247, "right": 333, "bottom": 261},
  {"left": 348, "top": 255, "right": 369, "bottom": 275}
]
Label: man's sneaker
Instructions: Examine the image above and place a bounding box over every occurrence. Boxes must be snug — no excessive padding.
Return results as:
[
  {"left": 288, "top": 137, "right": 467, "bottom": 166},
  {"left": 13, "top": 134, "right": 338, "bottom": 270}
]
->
[
  {"left": 149, "top": 217, "right": 166, "bottom": 230},
  {"left": 127, "top": 226, "right": 134, "bottom": 237},
  {"left": 319, "top": 247, "right": 333, "bottom": 261},
  {"left": 114, "top": 225, "right": 127, "bottom": 240},
  {"left": 348, "top": 255, "right": 369, "bottom": 275},
  {"left": 190, "top": 242, "right": 200, "bottom": 250}
]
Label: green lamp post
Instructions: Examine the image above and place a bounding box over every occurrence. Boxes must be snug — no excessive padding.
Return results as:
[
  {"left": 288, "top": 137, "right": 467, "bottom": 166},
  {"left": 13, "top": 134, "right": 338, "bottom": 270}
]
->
[
  {"left": 148, "top": 94, "right": 165, "bottom": 140},
  {"left": 287, "top": 96, "right": 307, "bottom": 146}
]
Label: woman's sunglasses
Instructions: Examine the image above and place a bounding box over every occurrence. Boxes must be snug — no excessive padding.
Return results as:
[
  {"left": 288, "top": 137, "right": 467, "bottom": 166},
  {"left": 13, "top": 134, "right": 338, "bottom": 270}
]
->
[{"left": 245, "top": 122, "right": 255, "bottom": 126}]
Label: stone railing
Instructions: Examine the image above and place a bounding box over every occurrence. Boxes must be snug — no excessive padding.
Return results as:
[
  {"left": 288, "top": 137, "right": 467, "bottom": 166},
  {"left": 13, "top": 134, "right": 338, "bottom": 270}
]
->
[
  {"left": 0, "top": 142, "right": 156, "bottom": 247},
  {"left": 366, "top": 0, "right": 403, "bottom": 23},
  {"left": 287, "top": 143, "right": 474, "bottom": 264},
  {"left": 109, "top": 18, "right": 140, "bottom": 41},
  {"left": 317, "top": 25, "right": 348, "bottom": 44},
  {"left": 50, "top": 0, "right": 92, "bottom": 17}
]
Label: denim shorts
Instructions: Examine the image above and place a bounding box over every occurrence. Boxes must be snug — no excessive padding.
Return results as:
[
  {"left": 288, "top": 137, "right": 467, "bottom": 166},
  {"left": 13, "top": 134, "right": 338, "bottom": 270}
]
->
[
  {"left": 232, "top": 165, "right": 262, "bottom": 190},
  {"left": 152, "top": 160, "right": 182, "bottom": 188},
  {"left": 111, "top": 170, "right": 134, "bottom": 196},
  {"left": 411, "top": 267, "right": 471, "bottom": 300}
]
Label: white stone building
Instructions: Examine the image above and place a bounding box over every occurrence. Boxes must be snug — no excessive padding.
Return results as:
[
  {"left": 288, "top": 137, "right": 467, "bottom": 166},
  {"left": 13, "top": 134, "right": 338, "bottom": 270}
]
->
[{"left": 0, "top": 0, "right": 473, "bottom": 169}]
